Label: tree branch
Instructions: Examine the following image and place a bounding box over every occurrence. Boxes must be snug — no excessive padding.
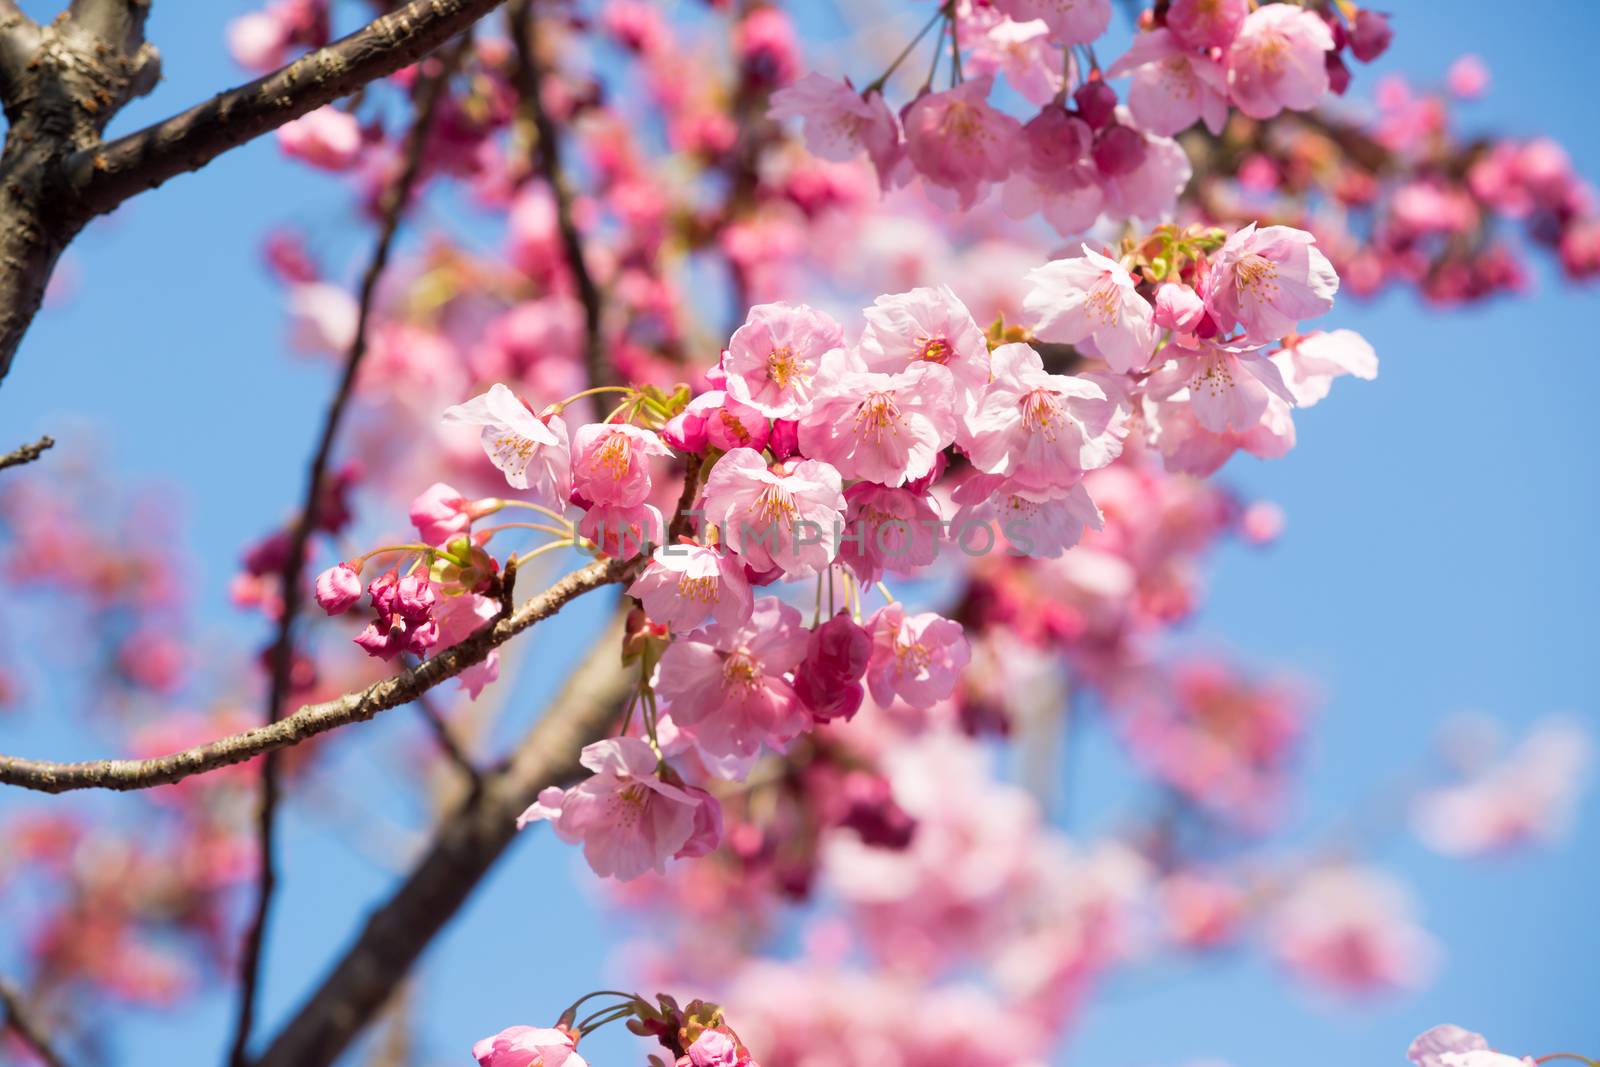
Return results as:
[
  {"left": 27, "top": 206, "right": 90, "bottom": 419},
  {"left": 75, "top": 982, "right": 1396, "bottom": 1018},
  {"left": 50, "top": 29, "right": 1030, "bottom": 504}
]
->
[
  {"left": 0, "top": 556, "right": 634, "bottom": 794},
  {"left": 68, "top": 0, "right": 511, "bottom": 220},
  {"left": 506, "top": 0, "right": 609, "bottom": 410},
  {"left": 252, "top": 607, "right": 633, "bottom": 1067},
  {"left": 0, "top": 976, "right": 70, "bottom": 1067},
  {"left": 0, "top": 433, "right": 53, "bottom": 471},
  {"left": 227, "top": 47, "right": 462, "bottom": 1067}
]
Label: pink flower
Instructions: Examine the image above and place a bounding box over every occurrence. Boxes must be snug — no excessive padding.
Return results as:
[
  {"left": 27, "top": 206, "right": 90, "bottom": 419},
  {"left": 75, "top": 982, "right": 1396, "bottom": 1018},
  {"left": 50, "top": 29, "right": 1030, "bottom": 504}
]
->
[
  {"left": 797, "top": 349, "right": 956, "bottom": 488},
  {"left": 951, "top": 473, "right": 1103, "bottom": 559},
  {"left": 859, "top": 285, "right": 992, "bottom": 413},
  {"left": 655, "top": 597, "right": 810, "bottom": 764},
  {"left": 865, "top": 604, "right": 970, "bottom": 710},
  {"left": 578, "top": 502, "right": 664, "bottom": 558},
  {"left": 1153, "top": 281, "right": 1208, "bottom": 333},
  {"left": 1107, "top": 29, "right": 1229, "bottom": 136},
  {"left": 1023, "top": 245, "right": 1156, "bottom": 373},
  {"left": 721, "top": 302, "right": 844, "bottom": 418},
  {"left": 963, "top": 342, "right": 1123, "bottom": 492},
  {"left": 1225, "top": 5, "right": 1334, "bottom": 120},
  {"left": 1269, "top": 329, "right": 1377, "bottom": 407},
  {"left": 675, "top": 785, "right": 725, "bottom": 859},
  {"left": 409, "top": 482, "right": 472, "bottom": 546},
  {"left": 702, "top": 448, "right": 845, "bottom": 578},
  {"left": 473, "top": 1026, "right": 585, "bottom": 1067},
  {"left": 903, "top": 77, "right": 1023, "bottom": 209},
  {"left": 571, "top": 424, "right": 671, "bottom": 508},
  {"left": 353, "top": 571, "right": 438, "bottom": 661},
  {"left": 683, "top": 1030, "right": 745, "bottom": 1067},
  {"left": 994, "top": 0, "right": 1110, "bottom": 46},
  {"left": 1409, "top": 1027, "right": 1532, "bottom": 1067},
  {"left": 1165, "top": 0, "right": 1247, "bottom": 50},
  {"left": 433, "top": 591, "right": 500, "bottom": 699},
  {"left": 1269, "top": 866, "right": 1436, "bottom": 995},
  {"left": 1147, "top": 339, "right": 1296, "bottom": 433},
  {"left": 1446, "top": 55, "right": 1490, "bottom": 100},
  {"left": 837, "top": 483, "right": 941, "bottom": 584},
  {"left": 518, "top": 737, "right": 703, "bottom": 880},
  {"left": 1143, "top": 387, "right": 1296, "bottom": 476},
  {"left": 227, "top": 11, "right": 288, "bottom": 71},
  {"left": 1001, "top": 106, "right": 1105, "bottom": 236},
  {"left": 1097, "top": 119, "right": 1192, "bottom": 222},
  {"left": 276, "top": 106, "right": 362, "bottom": 171},
  {"left": 1204, "top": 223, "right": 1340, "bottom": 342},
  {"left": 313, "top": 563, "right": 361, "bottom": 614},
  {"left": 768, "top": 73, "right": 903, "bottom": 184},
  {"left": 968, "top": 18, "right": 1067, "bottom": 106},
  {"left": 793, "top": 611, "right": 873, "bottom": 722},
  {"left": 286, "top": 282, "right": 357, "bottom": 354},
  {"left": 628, "top": 543, "right": 755, "bottom": 633},
  {"left": 442, "top": 384, "right": 571, "bottom": 504}
]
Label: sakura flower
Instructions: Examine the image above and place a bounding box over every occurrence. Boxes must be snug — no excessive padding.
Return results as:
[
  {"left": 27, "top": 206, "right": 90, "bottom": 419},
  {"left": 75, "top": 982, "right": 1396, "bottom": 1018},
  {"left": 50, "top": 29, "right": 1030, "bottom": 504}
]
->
[
  {"left": 353, "top": 571, "right": 438, "bottom": 661},
  {"left": 682, "top": 1028, "right": 745, "bottom": 1067},
  {"left": 442, "top": 383, "right": 571, "bottom": 503},
  {"left": 655, "top": 597, "right": 810, "bottom": 763},
  {"left": 1143, "top": 387, "right": 1296, "bottom": 476},
  {"left": 768, "top": 73, "right": 903, "bottom": 183},
  {"left": 1002, "top": 105, "right": 1105, "bottom": 236},
  {"left": 518, "top": 737, "right": 703, "bottom": 880},
  {"left": 721, "top": 302, "right": 844, "bottom": 418},
  {"left": 472, "top": 1026, "right": 585, "bottom": 1067},
  {"left": 1023, "top": 245, "right": 1156, "bottom": 373},
  {"left": 628, "top": 543, "right": 754, "bottom": 633},
  {"left": 995, "top": 0, "right": 1110, "bottom": 46},
  {"left": 1269, "top": 329, "right": 1377, "bottom": 407},
  {"left": 1107, "top": 29, "right": 1229, "bottom": 136},
  {"left": 571, "top": 423, "right": 672, "bottom": 508},
  {"left": 1269, "top": 866, "right": 1436, "bottom": 994},
  {"left": 836, "top": 482, "right": 941, "bottom": 584},
  {"left": 1225, "top": 5, "right": 1334, "bottom": 120},
  {"left": 276, "top": 106, "right": 362, "bottom": 171},
  {"left": 1409, "top": 1027, "right": 1533, "bottom": 1067},
  {"left": 1153, "top": 281, "right": 1208, "bottom": 333},
  {"left": 1204, "top": 224, "right": 1340, "bottom": 342},
  {"left": 409, "top": 482, "right": 472, "bottom": 546},
  {"left": 286, "top": 282, "right": 357, "bottom": 354},
  {"left": 579, "top": 502, "right": 664, "bottom": 558},
  {"left": 1165, "top": 0, "right": 1247, "bottom": 50},
  {"left": 902, "top": 76, "right": 1023, "bottom": 209},
  {"left": 433, "top": 591, "right": 500, "bottom": 699},
  {"left": 865, "top": 604, "right": 970, "bottom": 710},
  {"left": 963, "top": 342, "right": 1124, "bottom": 492},
  {"left": 967, "top": 17, "right": 1067, "bottom": 106},
  {"left": 702, "top": 448, "right": 845, "bottom": 578},
  {"left": 859, "top": 285, "right": 992, "bottom": 412},
  {"left": 1097, "top": 120, "right": 1192, "bottom": 223},
  {"left": 313, "top": 563, "right": 361, "bottom": 614},
  {"left": 1147, "top": 339, "right": 1295, "bottom": 434},
  {"left": 952, "top": 473, "right": 1103, "bottom": 559},
  {"left": 797, "top": 350, "right": 956, "bottom": 487},
  {"left": 793, "top": 611, "right": 873, "bottom": 722}
]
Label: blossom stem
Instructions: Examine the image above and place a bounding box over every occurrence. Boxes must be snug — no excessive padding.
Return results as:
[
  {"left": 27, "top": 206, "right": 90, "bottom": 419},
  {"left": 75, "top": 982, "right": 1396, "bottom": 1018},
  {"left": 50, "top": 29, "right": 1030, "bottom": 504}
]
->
[
  {"left": 477, "top": 521, "right": 572, "bottom": 540},
  {"left": 947, "top": 4, "right": 963, "bottom": 85},
  {"left": 491, "top": 499, "right": 571, "bottom": 525},
  {"left": 350, "top": 544, "right": 438, "bottom": 571},
  {"left": 512, "top": 539, "right": 577, "bottom": 567},
  {"left": 1534, "top": 1056, "right": 1599, "bottom": 1066},
  {"left": 555, "top": 385, "right": 635, "bottom": 413},
  {"left": 864, "top": 7, "right": 946, "bottom": 94},
  {"left": 921, "top": 19, "right": 947, "bottom": 93},
  {"left": 576, "top": 1003, "right": 639, "bottom": 1034},
  {"left": 875, "top": 580, "right": 896, "bottom": 604}
]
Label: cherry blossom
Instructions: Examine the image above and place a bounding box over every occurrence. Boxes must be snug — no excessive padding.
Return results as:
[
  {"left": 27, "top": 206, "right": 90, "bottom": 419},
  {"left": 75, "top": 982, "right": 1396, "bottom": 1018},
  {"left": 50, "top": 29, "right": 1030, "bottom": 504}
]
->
[
  {"left": 768, "top": 73, "right": 903, "bottom": 184},
  {"left": 859, "top": 285, "right": 992, "bottom": 411},
  {"left": 442, "top": 383, "right": 572, "bottom": 502},
  {"left": 1024, "top": 245, "right": 1156, "bottom": 373},
  {"left": 721, "top": 302, "right": 844, "bottom": 418},
  {"left": 1225, "top": 5, "right": 1334, "bottom": 120},
  {"left": 1204, "top": 224, "right": 1340, "bottom": 342},
  {"left": 902, "top": 76, "right": 1023, "bottom": 209},
  {"left": 865, "top": 604, "right": 970, "bottom": 710},
  {"left": 472, "top": 1026, "right": 587, "bottom": 1067},
  {"left": 702, "top": 448, "right": 846, "bottom": 578},
  {"left": 629, "top": 543, "right": 755, "bottom": 634},
  {"left": 796, "top": 349, "right": 956, "bottom": 488},
  {"left": 1107, "top": 30, "right": 1229, "bottom": 137},
  {"left": 571, "top": 423, "right": 672, "bottom": 508}
]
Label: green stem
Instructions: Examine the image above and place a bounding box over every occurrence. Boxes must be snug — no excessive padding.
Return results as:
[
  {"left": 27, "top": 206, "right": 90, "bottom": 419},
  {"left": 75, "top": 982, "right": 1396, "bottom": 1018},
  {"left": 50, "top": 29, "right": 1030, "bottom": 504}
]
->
[{"left": 864, "top": 6, "right": 947, "bottom": 94}]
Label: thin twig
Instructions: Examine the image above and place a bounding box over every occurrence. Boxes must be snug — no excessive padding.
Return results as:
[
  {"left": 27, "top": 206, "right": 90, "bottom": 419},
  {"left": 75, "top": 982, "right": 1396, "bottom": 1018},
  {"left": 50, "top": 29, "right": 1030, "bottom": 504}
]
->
[
  {"left": 505, "top": 0, "right": 609, "bottom": 411},
  {"left": 0, "top": 977, "right": 69, "bottom": 1067},
  {"left": 0, "top": 433, "right": 52, "bottom": 471},
  {"left": 413, "top": 690, "right": 481, "bottom": 783},
  {"left": 230, "top": 47, "right": 463, "bottom": 1067}
]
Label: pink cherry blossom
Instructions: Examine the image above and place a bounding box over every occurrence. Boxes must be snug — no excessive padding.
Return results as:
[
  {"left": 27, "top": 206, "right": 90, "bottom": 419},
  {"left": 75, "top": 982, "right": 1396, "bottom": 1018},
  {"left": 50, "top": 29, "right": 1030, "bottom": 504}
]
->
[
  {"left": 1225, "top": 5, "right": 1334, "bottom": 120},
  {"left": 994, "top": 0, "right": 1110, "bottom": 46},
  {"left": 442, "top": 383, "right": 572, "bottom": 503},
  {"left": 1204, "top": 223, "right": 1340, "bottom": 342},
  {"left": 797, "top": 349, "right": 956, "bottom": 487},
  {"left": 628, "top": 543, "right": 755, "bottom": 634},
  {"left": 793, "top": 610, "right": 872, "bottom": 722},
  {"left": 837, "top": 482, "right": 941, "bottom": 584},
  {"left": 409, "top": 482, "right": 472, "bottom": 546},
  {"left": 1097, "top": 119, "right": 1192, "bottom": 223},
  {"left": 276, "top": 106, "right": 362, "bottom": 171},
  {"left": 721, "top": 302, "right": 844, "bottom": 418},
  {"left": 859, "top": 285, "right": 992, "bottom": 411},
  {"left": 682, "top": 1029, "right": 743, "bottom": 1067},
  {"left": 967, "top": 17, "right": 1067, "bottom": 107},
  {"left": 655, "top": 596, "right": 810, "bottom": 763},
  {"left": 1409, "top": 1027, "right": 1533, "bottom": 1067},
  {"left": 353, "top": 571, "right": 438, "bottom": 661},
  {"left": 768, "top": 73, "right": 903, "bottom": 184},
  {"left": 1144, "top": 387, "right": 1297, "bottom": 476},
  {"left": 702, "top": 448, "right": 845, "bottom": 578},
  {"left": 963, "top": 342, "right": 1124, "bottom": 491},
  {"left": 578, "top": 501, "right": 664, "bottom": 558},
  {"left": 952, "top": 473, "right": 1103, "bottom": 559},
  {"left": 1269, "top": 866, "right": 1436, "bottom": 995},
  {"left": 1269, "top": 329, "right": 1377, "bottom": 407},
  {"left": 313, "top": 563, "right": 361, "bottom": 614},
  {"left": 1165, "top": 0, "right": 1247, "bottom": 50},
  {"left": 1023, "top": 245, "right": 1156, "bottom": 373},
  {"left": 472, "top": 1025, "right": 587, "bottom": 1067},
  {"left": 902, "top": 77, "right": 1023, "bottom": 209},
  {"left": 286, "top": 282, "right": 357, "bottom": 354},
  {"left": 1153, "top": 281, "right": 1208, "bottom": 333},
  {"left": 1002, "top": 106, "right": 1105, "bottom": 236},
  {"left": 1147, "top": 339, "right": 1296, "bottom": 434},
  {"left": 1107, "top": 30, "right": 1229, "bottom": 136},
  {"left": 865, "top": 604, "right": 970, "bottom": 710},
  {"left": 571, "top": 423, "right": 671, "bottom": 508},
  {"left": 433, "top": 590, "right": 500, "bottom": 699},
  {"left": 518, "top": 737, "right": 703, "bottom": 880},
  {"left": 227, "top": 11, "right": 289, "bottom": 71}
]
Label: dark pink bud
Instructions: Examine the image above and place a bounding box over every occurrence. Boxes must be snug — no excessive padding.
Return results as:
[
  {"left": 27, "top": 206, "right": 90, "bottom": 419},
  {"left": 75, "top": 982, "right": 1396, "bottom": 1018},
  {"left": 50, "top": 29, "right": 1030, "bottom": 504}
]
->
[
  {"left": 408, "top": 482, "right": 472, "bottom": 546},
  {"left": 313, "top": 563, "right": 362, "bottom": 614},
  {"left": 767, "top": 418, "right": 800, "bottom": 460},
  {"left": 706, "top": 395, "right": 770, "bottom": 453},
  {"left": 1092, "top": 125, "right": 1148, "bottom": 176},
  {"left": 1348, "top": 9, "right": 1392, "bottom": 63},
  {"left": 837, "top": 771, "right": 916, "bottom": 849},
  {"left": 1325, "top": 50, "right": 1352, "bottom": 96},
  {"left": 794, "top": 611, "right": 872, "bottom": 722},
  {"left": 673, "top": 787, "right": 724, "bottom": 860},
  {"left": 1073, "top": 80, "right": 1117, "bottom": 130},
  {"left": 1022, "top": 106, "right": 1093, "bottom": 171}
]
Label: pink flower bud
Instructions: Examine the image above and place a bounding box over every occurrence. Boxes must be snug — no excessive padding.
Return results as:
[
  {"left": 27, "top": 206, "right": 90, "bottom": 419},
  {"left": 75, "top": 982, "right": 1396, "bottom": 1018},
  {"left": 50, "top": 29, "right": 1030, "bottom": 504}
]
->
[
  {"left": 1073, "top": 80, "right": 1118, "bottom": 130},
  {"left": 1347, "top": 9, "right": 1392, "bottom": 63},
  {"left": 794, "top": 611, "right": 872, "bottom": 722},
  {"left": 1325, "top": 50, "right": 1352, "bottom": 96},
  {"left": 1092, "top": 124, "right": 1148, "bottom": 176},
  {"left": 767, "top": 418, "right": 800, "bottom": 460},
  {"left": 314, "top": 563, "right": 362, "bottom": 615},
  {"left": 673, "top": 786, "right": 724, "bottom": 860},
  {"left": 409, "top": 482, "right": 472, "bottom": 546},
  {"left": 1154, "top": 282, "right": 1207, "bottom": 332}
]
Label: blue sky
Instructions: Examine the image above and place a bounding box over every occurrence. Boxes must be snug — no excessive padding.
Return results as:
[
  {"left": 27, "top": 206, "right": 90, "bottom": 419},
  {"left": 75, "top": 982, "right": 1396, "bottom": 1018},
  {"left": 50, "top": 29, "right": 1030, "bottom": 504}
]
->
[{"left": 0, "top": 1, "right": 1596, "bottom": 1064}]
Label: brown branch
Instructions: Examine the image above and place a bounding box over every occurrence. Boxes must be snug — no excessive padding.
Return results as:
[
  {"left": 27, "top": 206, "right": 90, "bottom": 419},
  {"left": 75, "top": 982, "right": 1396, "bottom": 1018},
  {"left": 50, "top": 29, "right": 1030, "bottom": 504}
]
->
[
  {"left": 506, "top": 0, "right": 609, "bottom": 410},
  {"left": 0, "top": 433, "right": 53, "bottom": 471},
  {"left": 253, "top": 607, "right": 633, "bottom": 1067},
  {"left": 228, "top": 49, "right": 462, "bottom": 1067},
  {"left": 0, "top": 977, "right": 70, "bottom": 1067},
  {"left": 0, "top": 556, "right": 634, "bottom": 794},
  {"left": 68, "top": 0, "right": 512, "bottom": 220}
]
